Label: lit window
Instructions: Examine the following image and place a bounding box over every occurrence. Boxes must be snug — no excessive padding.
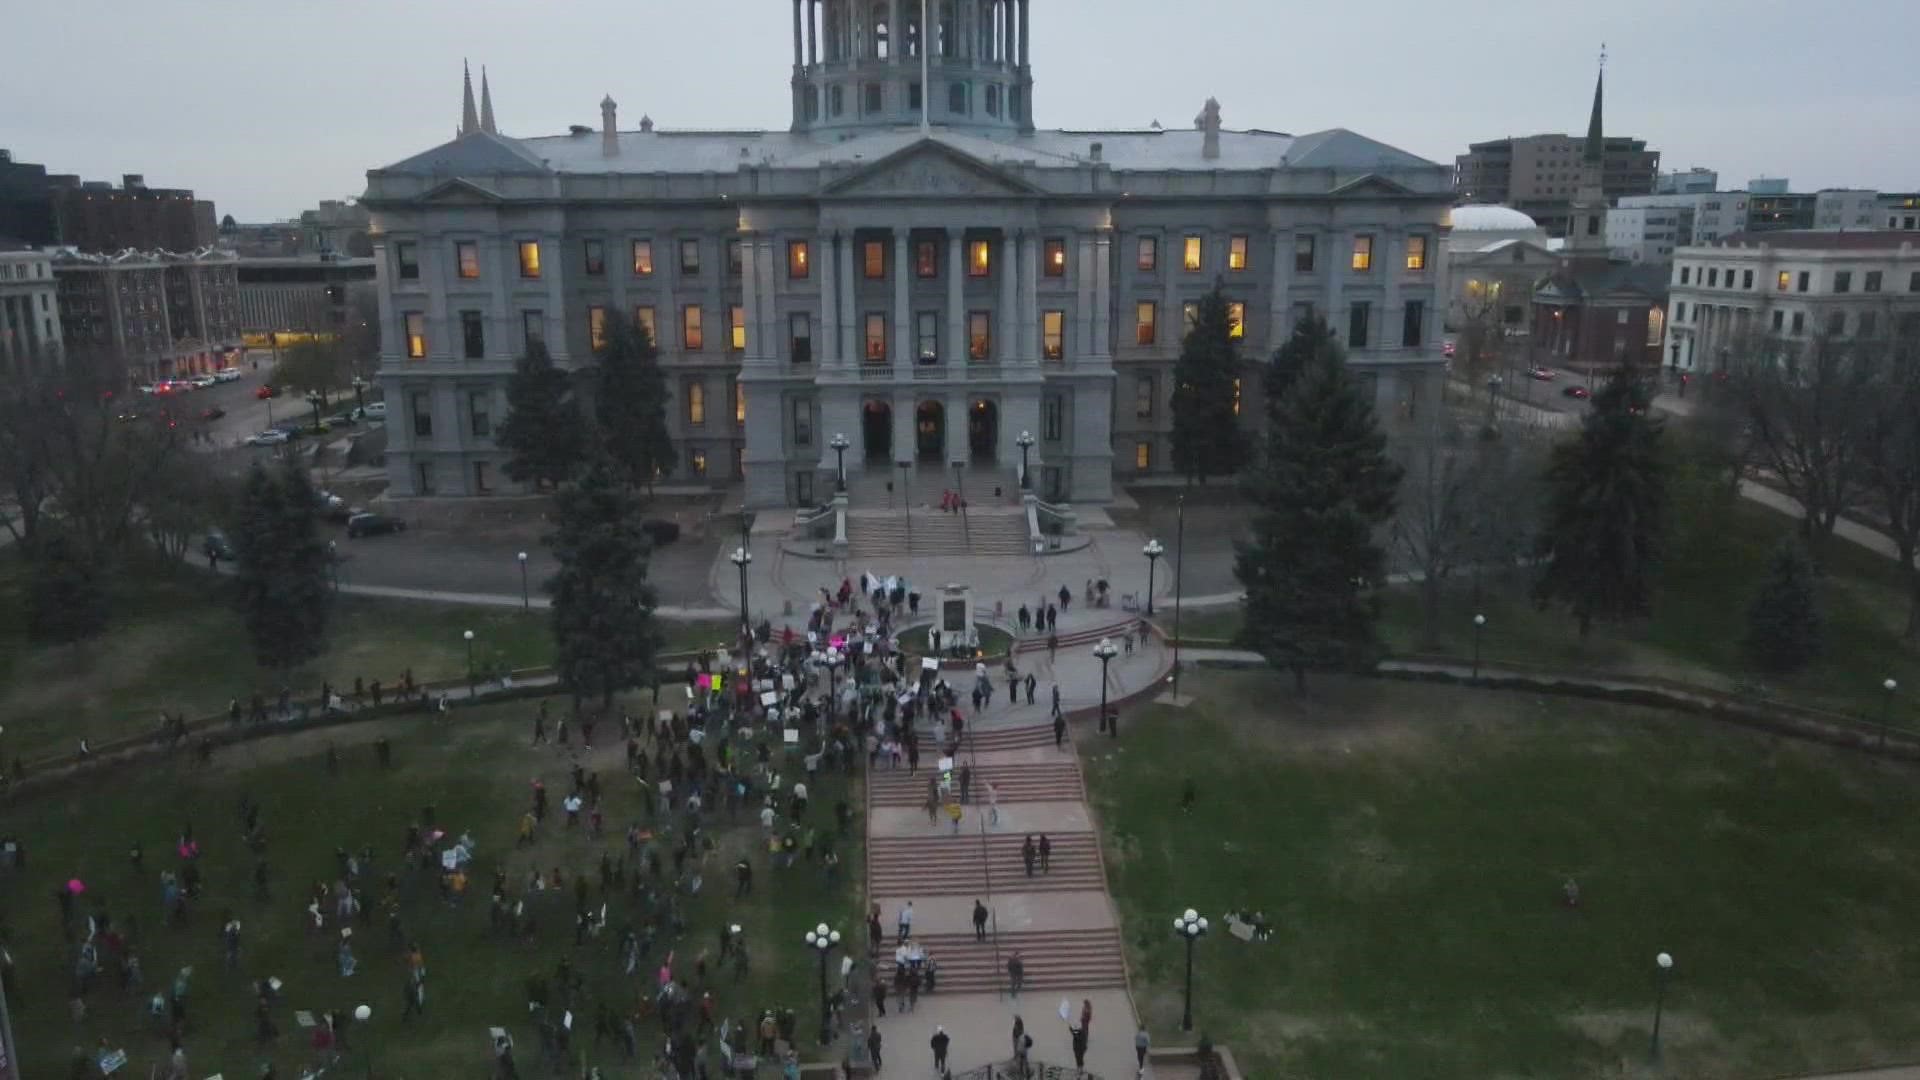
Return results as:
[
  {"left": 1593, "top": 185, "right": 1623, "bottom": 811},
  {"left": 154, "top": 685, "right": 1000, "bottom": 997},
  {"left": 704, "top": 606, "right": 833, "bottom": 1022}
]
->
[
  {"left": 518, "top": 240, "right": 541, "bottom": 278},
  {"left": 865, "top": 313, "right": 887, "bottom": 361},
  {"left": 1183, "top": 235, "right": 1202, "bottom": 272},
  {"left": 1646, "top": 306, "right": 1665, "bottom": 347},
  {"left": 1137, "top": 236, "right": 1157, "bottom": 271},
  {"left": 1042, "top": 310, "right": 1064, "bottom": 360},
  {"left": 917, "top": 240, "right": 938, "bottom": 279},
  {"left": 1466, "top": 278, "right": 1485, "bottom": 298},
  {"left": 634, "top": 306, "right": 656, "bottom": 345},
  {"left": 1227, "top": 302, "right": 1245, "bottom": 339},
  {"left": 404, "top": 312, "right": 426, "bottom": 358},
  {"left": 588, "top": 306, "right": 608, "bottom": 352},
  {"left": 917, "top": 311, "right": 938, "bottom": 362},
  {"left": 1228, "top": 235, "right": 1248, "bottom": 272},
  {"left": 682, "top": 305, "right": 704, "bottom": 350},
  {"left": 969, "top": 240, "right": 991, "bottom": 277},
  {"left": 680, "top": 239, "right": 701, "bottom": 276},
  {"left": 788, "top": 240, "right": 810, "bottom": 279},
  {"left": 1294, "top": 234, "right": 1315, "bottom": 273},
  {"left": 688, "top": 449, "right": 708, "bottom": 478},
  {"left": 1045, "top": 238, "right": 1067, "bottom": 277},
  {"left": 687, "top": 381, "right": 705, "bottom": 425},
  {"left": 864, "top": 241, "right": 885, "bottom": 279},
  {"left": 727, "top": 240, "right": 743, "bottom": 276},
  {"left": 734, "top": 379, "right": 745, "bottom": 424},
  {"left": 583, "top": 239, "right": 605, "bottom": 276},
  {"left": 396, "top": 242, "right": 419, "bottom": 280},
  {"left": 1135, "top": 441, "right": 1151, "bottom": 470},
  {"left": 633, "top": 240, "right": 654, "bottom": 276},
  {"left": 456, "top": 241, "right": 480, "bottom": 279},
  {"left": 968, "top": 311, "right": 991, "bottom": 359},
  {"left": 1136, "top": 301, "right": 1157, "bottom": 345},
  {"left": 730, "top": 305, "right": 747, "bottom": 351},
  {"left": 1351, "top": 235, "right": 1373, "bottom": 272},
  {"left": 1405, "top": 235, "right": 1427, "bottom": 271}
]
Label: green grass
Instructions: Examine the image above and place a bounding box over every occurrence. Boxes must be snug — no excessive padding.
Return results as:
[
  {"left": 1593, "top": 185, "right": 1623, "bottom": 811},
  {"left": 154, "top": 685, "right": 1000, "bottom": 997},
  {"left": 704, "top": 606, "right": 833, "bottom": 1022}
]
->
[
  {"left": 893, "top": 622, "right": 1016, "bottom": 661},
  {"left": 1, "top": 694, "right": 863, "bottom": 1077},
  {"left": 1086, "top": 670, "right": 1920, "bottom": 1079},
  {"left": 0, "top": 560, "right": 732, "bottom": 761}
]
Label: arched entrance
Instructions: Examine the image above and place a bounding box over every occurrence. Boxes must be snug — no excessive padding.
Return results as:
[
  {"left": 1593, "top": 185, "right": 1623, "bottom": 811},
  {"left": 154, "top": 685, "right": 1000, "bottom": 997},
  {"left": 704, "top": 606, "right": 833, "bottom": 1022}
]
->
[
  {"left": 861, "top": 399, "right": 893, "bottom": 462},
  {"left": 968, "top": 398, "right": 999, "bottom": 462},
  {"left": 915, "top": 401, "right": 945, "bottom": 462}
]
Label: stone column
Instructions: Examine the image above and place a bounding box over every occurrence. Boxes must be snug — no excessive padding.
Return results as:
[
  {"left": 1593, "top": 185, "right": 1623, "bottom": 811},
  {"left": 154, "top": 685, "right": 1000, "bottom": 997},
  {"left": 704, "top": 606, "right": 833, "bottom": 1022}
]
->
[
  {"left": 998, "top": 232, "right": 1017, "bottom": 361},
  {"left": 1021, "top": 229, "right": 1040, "bottom": 362},
  {"left": 544, "top": 233, "right": 569, "bottom": 360},
  {"left": 892, "top": 230, "right": 910, "bottom": 367},
  {"left": 807, "top": 0, "right": 818, "bottom": 65},
  {"left": 946, "top": 389, "right": 969, "bottom": 466},
  {"left": 741, "top": 231, "right": 761, "bottom": 361},
  {"left": 1382, "top": 230, "right": 1404, "bottom": 350},
  {"left": 1074, "top": 232, "right": 1095, "bottom": 359},
  {"left": 946, "top": 227, "right": 965, "bottom": 369},
  {"left": 1160, "top": 227, "right": 1178, "bottom": 348},
  {"left": 1092, "top": 229, "right": 1113, "bottom": 358},
  {"left": 1017, "top": 0, "right": 1029, "bottom": 67},
  {"left": 818, "top": 231, "right": 838, "bottom": 365},
  {"left": 1324, "top": 228, "right": 1344, "bottom": 348},
  {"left": 839, "top": 233, "right": 857, "bottom": 364},
  {"left": 793, "top": 0, "right": 805, "bottom": 66},
  {"left": 892, "top": 389, "right": 916, "bottom": 467},
  {"left": 759, "top": 238, "right": 780, "bottom": 362},
  {"left": 1268, "top": 230, "right": 1293, "bottom": 352},
  {"left": 373, "top": 240, "right": 398, "bottom": 365}
]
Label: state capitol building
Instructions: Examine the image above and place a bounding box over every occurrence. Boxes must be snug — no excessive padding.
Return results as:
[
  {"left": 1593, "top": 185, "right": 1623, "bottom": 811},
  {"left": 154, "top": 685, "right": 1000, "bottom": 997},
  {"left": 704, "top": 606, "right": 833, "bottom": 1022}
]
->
[{"left": 364, "top": 1, "right": 1453, "bottom": 506}]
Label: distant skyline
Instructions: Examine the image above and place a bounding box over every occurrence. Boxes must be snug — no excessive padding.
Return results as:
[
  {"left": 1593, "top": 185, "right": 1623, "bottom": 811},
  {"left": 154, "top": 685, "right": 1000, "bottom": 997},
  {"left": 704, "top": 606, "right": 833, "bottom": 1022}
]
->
[{"left": 3, "top": 0, "right": 1915, "bottom": 222}]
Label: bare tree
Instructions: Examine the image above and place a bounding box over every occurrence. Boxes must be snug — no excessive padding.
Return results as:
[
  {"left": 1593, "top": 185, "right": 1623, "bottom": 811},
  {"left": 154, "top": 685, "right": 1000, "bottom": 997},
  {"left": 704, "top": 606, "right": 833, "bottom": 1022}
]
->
[
  {"left": 1731, "top": 331, "right": 1880, "bottom": 556},
  {"left": 1860, "top": 328, "right": 1920, "bottom": 635}
]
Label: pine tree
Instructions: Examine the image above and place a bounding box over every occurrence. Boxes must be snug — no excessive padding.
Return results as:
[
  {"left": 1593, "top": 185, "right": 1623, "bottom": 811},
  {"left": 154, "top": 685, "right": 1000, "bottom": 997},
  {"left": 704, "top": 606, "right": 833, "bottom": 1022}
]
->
[
  {"left": 1265, "top": 312, "right": 1338, "bottom": 416},
  {"left": 1745, "top": 540, "right": 1821, "bottom": 672},
  {"left": 545, "top": 454, "right": 662, "bottom": 711},
  {"left": 498, "top": 341, "right": 586, "bottom": 489},
  {"left": 1170, "top": 287, "right": 1249, "bottom": 484},
  {"left": 233, "top": 460, "right": 332, "bottom": 674},
  {"left": 1533, "top": 374, "right": 1668, "bottom": 636},
  {"left": 1233, "top": 333, "right": 1401, "bottom": 690},
  {"left": 594, "top": 313, "right": 675, "bottom": 491}
]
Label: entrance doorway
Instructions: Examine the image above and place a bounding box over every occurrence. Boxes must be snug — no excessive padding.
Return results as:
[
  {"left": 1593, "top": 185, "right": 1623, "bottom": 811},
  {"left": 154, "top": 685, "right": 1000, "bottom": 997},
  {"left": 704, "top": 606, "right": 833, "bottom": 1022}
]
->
[
  {"left": 968, "top": 398, "right": 998, "bottom": 462},
  {"left": 862, "top": 400, "right": 893, "bottom": 462},
  {"left": 915, "top": 401, "right": 945, "bottom": 461}
]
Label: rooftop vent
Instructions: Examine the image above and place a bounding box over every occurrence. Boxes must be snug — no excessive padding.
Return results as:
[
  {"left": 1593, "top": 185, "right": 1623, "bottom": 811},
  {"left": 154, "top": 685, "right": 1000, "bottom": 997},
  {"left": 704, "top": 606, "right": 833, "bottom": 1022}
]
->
[{"left": 568, "top": 124, "right": 592, "bottom": 136}]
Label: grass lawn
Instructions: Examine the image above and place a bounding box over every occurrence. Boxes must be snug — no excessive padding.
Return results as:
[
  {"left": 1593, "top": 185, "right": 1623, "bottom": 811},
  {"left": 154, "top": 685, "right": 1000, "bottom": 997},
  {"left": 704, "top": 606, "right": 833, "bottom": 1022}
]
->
[
  {"left": 1, "top": 692, "right": 863, "bottom": 1078},
  {"left": 0, "top": 558, "right": 733, "bottom": 761},
  {"left": 893, "top": 622, "right": 1016, "bottom": 662},
  {"left": 1085, "top": 670, "right": 1920, "bottom": 1079}
]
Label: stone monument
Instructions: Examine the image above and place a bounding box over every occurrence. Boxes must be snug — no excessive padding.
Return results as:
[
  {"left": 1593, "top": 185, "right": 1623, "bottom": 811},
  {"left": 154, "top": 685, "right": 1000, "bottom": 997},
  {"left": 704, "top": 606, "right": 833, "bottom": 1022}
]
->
[{"left": 939, "top": 583, "right": 977, "bottom": 649}]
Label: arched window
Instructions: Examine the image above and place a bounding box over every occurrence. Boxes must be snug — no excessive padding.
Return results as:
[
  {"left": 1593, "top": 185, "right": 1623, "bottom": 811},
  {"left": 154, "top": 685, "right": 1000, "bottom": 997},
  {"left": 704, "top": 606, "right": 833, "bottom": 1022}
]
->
[{"left": 872, "top": 2, "right": 889, "bottom": 59}]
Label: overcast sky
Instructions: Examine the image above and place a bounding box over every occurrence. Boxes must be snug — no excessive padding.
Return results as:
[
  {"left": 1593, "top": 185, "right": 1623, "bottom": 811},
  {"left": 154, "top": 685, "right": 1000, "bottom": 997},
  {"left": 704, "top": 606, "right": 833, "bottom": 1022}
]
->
[{"left": 4, "top": 0, "right": 1914, "bottom": 222}]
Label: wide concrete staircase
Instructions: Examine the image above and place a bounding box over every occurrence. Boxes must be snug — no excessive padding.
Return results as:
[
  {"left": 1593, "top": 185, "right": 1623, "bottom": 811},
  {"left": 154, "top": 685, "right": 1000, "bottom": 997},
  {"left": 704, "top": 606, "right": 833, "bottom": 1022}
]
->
[
  {"left": 869, "top": 831, "right": 1104, "bottom": 895},
  {"left": 907, "top": 927, "right": 1129, "bottom": 993},
  {"left": 847, "top": 508, "right": 1031, "bottom": 559},
  {"left": 908, "top": 724, "right": 1063, "bottom": 752},
  {"left": 870, "top": 760, "right": 1086, "bottom": 807}
]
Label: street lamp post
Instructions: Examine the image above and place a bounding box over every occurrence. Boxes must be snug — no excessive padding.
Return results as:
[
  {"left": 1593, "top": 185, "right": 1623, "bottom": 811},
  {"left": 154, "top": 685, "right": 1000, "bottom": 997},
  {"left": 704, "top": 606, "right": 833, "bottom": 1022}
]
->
[
  {"left": 307, "top": 390, "right": 323, "bottom": 430},
  {"left": 1142, "top": 539, "right": 1165, "bottom": 617},
  {"left": 328, "top": 540, "right": 339, "bottom": 593},
  {"left": 730, "top": 547, "right": 754, "bottom": 643},
  {"left": 351, "top": 376, "right": 367, "bottom": 414},
  {"left": 1649, "top": 952, "right": 1674, "bottom": 1064},
  {"left": 462, "top": 630, "right": 476, "bottom": 699},
  {"left": 1015, "top": 429, "right": 1036, "bottom": 490},
  {"left": 1173, "top": 908, "right": 1210, "bottom": 1032},
  {"left": 517, "top": 551, "right": 529, "bottom": 610},
  {"left": 354, "top": 1003, "right": 373, "bottom": 1077},
  {"left": 830, "top": 433, "right": 850, "bottom": 492},
  {"left": 1880, "top": 677, "right": 1899, "bottom": 752},
  {"left": 804, "top": 922, "right": 842, "bottom": 1045},
  {"left": 1472, "top": 614, "right": 1486, "bottom": 680},
  {"left": 1094, "top": 637, "right": 1119, "bottom": 737},
  {"left": 1172, "top": 495, "right": 1186, "bottom": 701}
]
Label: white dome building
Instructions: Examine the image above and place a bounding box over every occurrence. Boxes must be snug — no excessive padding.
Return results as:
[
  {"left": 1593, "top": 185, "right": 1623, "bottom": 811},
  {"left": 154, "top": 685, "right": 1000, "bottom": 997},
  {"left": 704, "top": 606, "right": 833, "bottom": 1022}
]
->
[{"left": 1444, "top": 205, "right": 1548, "bottom": 252}]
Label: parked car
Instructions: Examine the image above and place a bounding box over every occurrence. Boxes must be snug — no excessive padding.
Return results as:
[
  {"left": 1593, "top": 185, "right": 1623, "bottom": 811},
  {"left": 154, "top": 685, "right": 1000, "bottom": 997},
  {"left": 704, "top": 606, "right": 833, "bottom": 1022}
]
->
[
  {"left": 346, "top": 512, "right": 405, "bottom": 539},
  {"left": 201, "top": 530, "right": 236, "bottom": 563},
  {"left": 245, "top": 430, "right": 290, "bottom": 447},
  {"left": 200, "top": 406, "right": 226, "bottom": 422},
  {"left": 255, "top": 384, "right": 279, "bottom": 400},
  {"left": 328, "top": 408, "right": 363, "bottom": 427},
  {"left": 1527, "top": 366, "right": 1556, "bottom": 381},
  {"left": 191, "top": 375, "right": 218, "bottom": 389},
  {"left": 641, "top": 519, "right": 682, "bottom": 547},
  {"left": 213, "top": 368, "right": 243, "bottom": 383},
  {"left": 362, "top": 401, "right": 387, "bottom": 420},
  {"left": 1562, "top": 385, "right": 1591, "bottom": 400}
]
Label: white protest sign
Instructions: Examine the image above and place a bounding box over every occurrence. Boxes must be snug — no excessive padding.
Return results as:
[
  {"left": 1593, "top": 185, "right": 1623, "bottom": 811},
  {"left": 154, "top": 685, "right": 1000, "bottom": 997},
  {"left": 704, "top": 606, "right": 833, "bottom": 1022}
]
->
[{"left": 921, "top": 657, "right": 939, "bottom": 672}]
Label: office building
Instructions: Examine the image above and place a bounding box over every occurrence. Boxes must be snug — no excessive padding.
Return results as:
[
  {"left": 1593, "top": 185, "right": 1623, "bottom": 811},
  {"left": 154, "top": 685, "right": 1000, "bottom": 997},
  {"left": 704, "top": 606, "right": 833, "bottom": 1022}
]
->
[
  {"left": 0, "top": 238, "right": 62, "bottom": 374},
  {"left": 54, "top": 248, "right": 242, "bottom": 381}
]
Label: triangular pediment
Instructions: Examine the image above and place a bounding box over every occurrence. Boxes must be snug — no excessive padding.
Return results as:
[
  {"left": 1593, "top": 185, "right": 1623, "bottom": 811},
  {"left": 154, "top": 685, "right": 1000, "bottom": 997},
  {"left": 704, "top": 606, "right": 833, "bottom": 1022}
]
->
[
  {"left": 1326, "top": 173, "right": 1417, "bottom": 198},
  {"left": 417, "top": 177, "right": 505, "bottom": 204},
  {"left": 822, "top": 139, "right": 1041, "bottom": 198}
]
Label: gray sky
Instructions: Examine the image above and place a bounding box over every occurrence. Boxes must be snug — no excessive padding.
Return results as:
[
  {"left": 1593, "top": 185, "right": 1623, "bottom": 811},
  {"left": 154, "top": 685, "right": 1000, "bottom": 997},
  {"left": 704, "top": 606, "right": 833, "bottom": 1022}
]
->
[{"left": 4, "top": 0, "right": 1914, "bottom": 222}]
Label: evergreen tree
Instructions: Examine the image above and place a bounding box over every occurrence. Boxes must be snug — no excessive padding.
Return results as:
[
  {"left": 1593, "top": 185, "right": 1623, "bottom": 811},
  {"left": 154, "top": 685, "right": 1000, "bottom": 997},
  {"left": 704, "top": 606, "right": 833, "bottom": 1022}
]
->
[
  {"left": 1265, "top": 312, "right": 1338, "bottom": 416},
  {"left": 594, "top": 313, "right": 675, "bottom": 491},
  {"left": 25, "top": 534, "right": 109, "bottom": 644},
  {"left": 1533, "top": 374, "right": 1668, "bottom": 637},
  {"left": 1745, "top": 540, "right": 1821, "bottom": 672},
  {"left": 1170, "top": 287, "right": 1249, "bottom": 484},
  {"left": 232, "top": 460, "right": 332, "bottom": 674},
  {"left": 545, "top": 454, "right": 662, "bottom": 711},
  {"left": 498, "top": 341, "right": 586, "bottom": 489},
  {"left": 1233, "top": 334, "right": 1401, "bottom": 690}
]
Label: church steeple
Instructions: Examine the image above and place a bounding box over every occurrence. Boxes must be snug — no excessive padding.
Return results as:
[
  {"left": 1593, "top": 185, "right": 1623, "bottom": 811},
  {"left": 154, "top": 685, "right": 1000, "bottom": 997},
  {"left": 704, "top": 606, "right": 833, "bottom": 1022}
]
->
[
  {"left": 460, "top": 60, "right": 480, "bottom": 136},
  {"left": 1584, "top": 47, "right": 1606, "bottom": 164},
  {"left": 1568, "top": 47, "right": 1611, "bottom": 257},
  {"left": 480, "top": 66, "right": 497, "bottom": 135}
]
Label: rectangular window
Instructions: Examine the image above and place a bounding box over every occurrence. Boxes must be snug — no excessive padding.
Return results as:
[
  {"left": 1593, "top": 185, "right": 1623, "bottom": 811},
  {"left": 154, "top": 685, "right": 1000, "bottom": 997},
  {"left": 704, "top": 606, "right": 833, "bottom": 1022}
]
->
[
  {"left": 686, "top": 381, "right": 706, "bottom": 425},
  {"left": 864, "top": 241, "right": 885, "bottom": 279},
  {"left": 456, "top": 241, "right": 480, "bottom": 280},
  {"left": 1183, "top": 235, "right": 1203, "bottom": 272},
  {"left": 1137, "top": 236, "right": 1157, "bottom": 272},
  {"left": 632, "top": 239, "right": 654, "bottom": 276},
  {"left": 1351, "top": 235, "right": 1373, "bottom": 272},
  {"left": 1402, "top": 300, "right": 1425, "bottom": 348},
  {"left": 685, "top": 449, "right": 706, "bottom": 478},
  {"left": 461, "top": 310, "right": 485, "bottom": 358},
  {"left": 416, "top": 462, "right": 435, "bottom": 494},
  {"left": 410, "top": 391, "right": 432, "bottom": 437},
  {"left": 1827, "top": 311, "right": 1847, "bottom": 336},
  {"left": 733, "top": 379, "right": 745, "bottom": 425},
  {"left": 1183, "top": 302, "right": 1200, "bottom": 332},
  {"left": 865, "top": 313, "right": 887, "bottom": 361},
  {"left": 1227, "top": 302, "right": 1245, "bottom": 339},
  {"left": 792, "top": 399, "right": 813, "bottom": 446},
  {"left": 1865, "top": 270, "right": 1883, "bottom": 293},
  {"left": 1791, "top": 312, "right": 1805, "bottom": 334},
  {"left": 587, "top": 305, "right": 609, "bottom": 352},
  {"left": 583, "top": 239, "right": 605, "bottom": 276},
  {"left": 1135, "top": 301, "right": 1157, "bottom": 345},
  {"left": 1680, "top": 266, "right": 1691, "bottom": 285},
  {"left": 1707, "top": 268, "right": 1718, "bottom": 287},
  {"left": 1349, "top": 302, "right": 1371, "bottom": 348},
  {"left": 917, "top": 311, "right": 939, "bottom": 362},
  {"left": 1042, "top": 396, "right": 1063, "bottom": 441},
  {"left": 1911, "top": 271, "right": 1920, "bottom": 292},
  {"left": 1045, "top": 238, "right": 1067, "bottom": 277},
  {"left": 830, "top": 84, "right": 844, "bottom": 116},
  {"left": 1134, "top": 441, "right": 1152, "bottom": 471},
  {"left": 969, "top": 239, "right": 991, "bottom": 277},
  {"left": 523, "top": 310, "right": 544, "bottom": 350},
  {"left": 1042, "top": 310, "right": 1065, "bottom": 360},
  {"left": 1675, "top": 302, "right": 1686, "bottom": 321},
  {"left": 727, "top": 240, "right": 743, "bottom": 276},
  {"left": 469, "top": 390, "right": 491, "bottom": 437},
  {"left": 1743, "top": 270, "right": 1754, "bottom": 289},
  {"left": 788, "top": 240, "right": 810, "bottom": 279},
  {"left": 1772, "top": 309, "right": 1784, "bottom": 332},
  {"left": 916, "top": 240, "right": 938, "bottom": 279},
  {"left": 396, "top": 241, "right": 419, "bottom": 280},
  {"left": 1295, "top": 234, "right": 1315, "bottom": 273},
  {"left": 1777, "top": 271, "right": 1790, "bottom": 292},
  {"left": 473, "top": 461, "right": 490, "bottom": 494},
  {"left": 518, "top": 240, "right": 541, "bottom": 278},
  {"left": 1228, "top": 235, "right": 1249, "bottom": 272},
  {"left": 1834, "top": 270, "right": 1852, "bottom": 294},
  {"left": 1797, "top": 271, "right": 1810, "bottom": 293},
  {"left": 729, "top": 305, "right": 747, "bottom": 351},
  {"left": 790, "top": 312, "right": 812, "bottom": 363},
  {"left": 633, "top": 306, "right": 657, "bottom": 345},
  {"left": 1860, "top": 311, "right": 1878, "bottom": 337},
  {"left": 682, "top": 305, "right": 704, "bottom": 350},
  {"left": 1405, "top": 235, "right": 1427, "bottom": 271},
  {"left": 1135, "top": 373, "right": 1155, "bottom": 419},
  {"left": 680, "top": 239, "right": 701, "bottom": 276},
  {"left": 404, "top": 312, "right": 426, "bottom": 359},
  {"left": 867, "top": 82, "right": 884, "bottom": 114},
  {"left": 968, "top": 311, "right": 991, "bottom": 359}
]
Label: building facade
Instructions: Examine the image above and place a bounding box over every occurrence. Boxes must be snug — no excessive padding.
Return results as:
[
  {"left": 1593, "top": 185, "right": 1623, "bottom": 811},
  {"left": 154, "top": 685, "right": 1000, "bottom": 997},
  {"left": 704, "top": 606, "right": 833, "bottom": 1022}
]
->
[
  {"left": 1881, "top": 193, "right": 1920, "bottom": 232},
  {"left": 1455, "top": 133, "right": 1658, "bottom": 237},
  {"left": 1442, "top": 205, "right": 1558, "bottom": 332},
  {"left": 53, "top": 248, "right": 242, "bottom": 381},
  {"left": 1654, "top": 168, "right": 1718, "bottom": 195},
  {"left": 236, "top": 255, "right": 378, "bottom": 344},
  {"left": 0, "top": 240, "right": 62, "bottom": 375},
  {"left": 1661, "top": 231, "right": 1920, "bottom": 372},
  {"left": 1605, "top": 203, "right": 1690, "bottom": 263},
  {"left": 364, "top": 13, "right": 1453, "bottom": 505}
]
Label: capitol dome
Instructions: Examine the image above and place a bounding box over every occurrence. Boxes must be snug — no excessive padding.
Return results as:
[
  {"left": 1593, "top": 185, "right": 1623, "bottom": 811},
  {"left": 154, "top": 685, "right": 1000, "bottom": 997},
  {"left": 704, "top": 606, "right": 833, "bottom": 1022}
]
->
[{"left": 1449, "top": 204, "right": 1539, "bottom": 232}]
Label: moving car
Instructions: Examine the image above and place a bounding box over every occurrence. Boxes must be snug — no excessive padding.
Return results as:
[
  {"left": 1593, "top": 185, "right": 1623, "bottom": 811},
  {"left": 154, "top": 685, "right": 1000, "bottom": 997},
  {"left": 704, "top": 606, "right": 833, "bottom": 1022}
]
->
[
  {"left": 1527, "top": 366, "right": 1556, "bottom": 381},
  {"left": 255, "top": 384, "right": 279, "bottom": 400},
  {"left": 1562, "top": 385, "right": 1591, "bottom": 400},
  {"left": 213, "top": 368, "right": 243, "bottom": 383},
  {"left": 245, "top": 430, "right": 291, "bottom": 447},
  {"left": 362, "top": 401, "right": 387, "bottom": 420},
  {"left": 346, "top": 512, "right": 405, "bottom": 539}
]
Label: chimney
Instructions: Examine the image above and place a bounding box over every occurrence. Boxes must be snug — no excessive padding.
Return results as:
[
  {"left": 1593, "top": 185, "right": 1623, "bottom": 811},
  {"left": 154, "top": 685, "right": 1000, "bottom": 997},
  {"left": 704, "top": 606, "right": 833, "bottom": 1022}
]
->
[{"left": 601, "top": 95, "right": 619, "bottom": 157}]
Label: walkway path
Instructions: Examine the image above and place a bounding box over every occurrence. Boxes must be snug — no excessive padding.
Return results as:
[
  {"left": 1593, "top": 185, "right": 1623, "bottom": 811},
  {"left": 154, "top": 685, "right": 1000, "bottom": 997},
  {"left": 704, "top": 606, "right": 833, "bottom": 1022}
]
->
[{"left": 866, "top": 628, "right": 1173, "bottom": 1080}]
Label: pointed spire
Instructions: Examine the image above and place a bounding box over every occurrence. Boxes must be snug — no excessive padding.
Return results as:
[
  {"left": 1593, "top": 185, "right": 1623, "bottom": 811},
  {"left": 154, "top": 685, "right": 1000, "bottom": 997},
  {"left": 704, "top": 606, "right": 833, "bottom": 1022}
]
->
[
  {"left": 480, "top": 66, "right": 497, "bottom": 135},
  {"left": 460, "top": 60, "right": 479, "bottom": 136},
  {"left": 1584, "top": 45, "right": 1606, "bottom": 164}
]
